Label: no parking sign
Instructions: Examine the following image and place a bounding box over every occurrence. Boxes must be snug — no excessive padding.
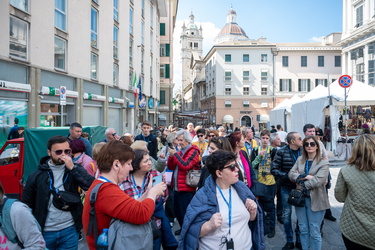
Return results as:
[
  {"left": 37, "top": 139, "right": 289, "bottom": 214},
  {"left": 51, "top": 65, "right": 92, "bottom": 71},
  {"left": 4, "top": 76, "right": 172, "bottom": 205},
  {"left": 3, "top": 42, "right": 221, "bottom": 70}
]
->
[{"left": 338, "top": 75, "right": 352, "bottom": 88}]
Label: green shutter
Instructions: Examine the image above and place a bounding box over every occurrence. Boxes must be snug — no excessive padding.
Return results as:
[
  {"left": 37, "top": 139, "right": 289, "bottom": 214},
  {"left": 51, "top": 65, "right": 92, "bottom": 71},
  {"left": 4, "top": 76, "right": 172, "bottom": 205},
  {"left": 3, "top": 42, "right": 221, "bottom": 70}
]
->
[
  {"left": 307, "top": 79, "right": 311, "bottom": 91},
  {"left": 279, "top": 79, "right": 282, "bottom": 91},
  {"left": 324, "top": 79, "right": 328, "bottom": 87},
  {"left": 160, "top": 23, "right": 166, "bottom": 36},
  {"left": 160, "top": 90, "right": 166, "bottom": 104},
  {"left": 166, "top": 44, "right": 170, "bottom": 57},
  {"left": 289, "top": 79, "right": 292, "bottom": 92},
  {"left": 298, "top": 79, "right": 301, "bottom": 91},
  {"left": 315, "top": 79, "right": 318, "bottom": 87},
  {"left": 165, "top": 64, "right": 170, "bottom": 78}
]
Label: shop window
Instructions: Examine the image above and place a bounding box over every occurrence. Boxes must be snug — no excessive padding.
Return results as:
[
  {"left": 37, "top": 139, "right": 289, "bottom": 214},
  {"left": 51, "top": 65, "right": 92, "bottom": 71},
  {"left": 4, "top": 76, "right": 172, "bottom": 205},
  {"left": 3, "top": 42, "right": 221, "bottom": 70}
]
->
[
  {"left": 9, "top": 16, "right": 28, "bottom": 60},
  {"left": 54, "top": 36, "right": 66, "bottom": 70}
]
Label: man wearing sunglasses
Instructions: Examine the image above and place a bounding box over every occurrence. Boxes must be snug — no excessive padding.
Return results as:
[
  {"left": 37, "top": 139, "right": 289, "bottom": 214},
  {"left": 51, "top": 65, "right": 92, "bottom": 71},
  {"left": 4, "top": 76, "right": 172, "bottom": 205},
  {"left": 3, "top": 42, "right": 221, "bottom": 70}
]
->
[
  {"left": 23, "top": 136, "right": 95, "bottom": 250},
  {"left": 271, "top": 132, "right": 303, "bottom": 250},
  {"left": 102, "top": 128, "right": 121, "bottom": 143}
]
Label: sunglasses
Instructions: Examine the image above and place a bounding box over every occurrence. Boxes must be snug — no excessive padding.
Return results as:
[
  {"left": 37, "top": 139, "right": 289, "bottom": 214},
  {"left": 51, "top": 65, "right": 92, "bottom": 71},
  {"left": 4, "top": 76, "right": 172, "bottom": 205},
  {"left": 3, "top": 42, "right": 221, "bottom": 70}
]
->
[
  {"left": 197, "top": 134, "right": 205, "bottom": 137},
  {"left": 208, "top": 134, "right": 215, "bottom": 137},
  {"left": 222, "top": 163, "right": 238, "bottom": 172},
  {"left": 304, "top": 142, "right": 317, "bottom": 147},
  {"left": 52, "top": 149, "right": 71, "bottom": 155},
  {"left": 112, "top": 133, "right": 117, "bottom": 136}
]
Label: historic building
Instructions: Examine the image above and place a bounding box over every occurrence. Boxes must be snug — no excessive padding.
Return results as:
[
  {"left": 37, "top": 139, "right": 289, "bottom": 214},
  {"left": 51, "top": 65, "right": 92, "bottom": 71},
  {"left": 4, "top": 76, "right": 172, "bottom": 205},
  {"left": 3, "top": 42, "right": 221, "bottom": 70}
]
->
[{"left": 0, "top": 0, "right": 178, "bottom": 145}]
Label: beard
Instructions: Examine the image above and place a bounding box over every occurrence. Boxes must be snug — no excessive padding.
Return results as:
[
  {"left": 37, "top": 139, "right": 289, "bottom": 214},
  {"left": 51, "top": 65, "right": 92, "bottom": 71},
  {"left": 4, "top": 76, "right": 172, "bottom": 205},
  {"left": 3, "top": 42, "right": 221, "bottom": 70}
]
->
[{"left": 50, "top": 156, "right": 65, "bottom": 165}]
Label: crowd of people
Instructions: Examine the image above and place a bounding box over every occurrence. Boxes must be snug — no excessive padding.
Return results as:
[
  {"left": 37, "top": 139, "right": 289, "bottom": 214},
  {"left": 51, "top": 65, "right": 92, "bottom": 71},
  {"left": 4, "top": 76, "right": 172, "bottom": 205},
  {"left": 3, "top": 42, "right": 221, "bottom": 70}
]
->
[{"left": 1, "top": 120, "right": 374, "bottom": 250}]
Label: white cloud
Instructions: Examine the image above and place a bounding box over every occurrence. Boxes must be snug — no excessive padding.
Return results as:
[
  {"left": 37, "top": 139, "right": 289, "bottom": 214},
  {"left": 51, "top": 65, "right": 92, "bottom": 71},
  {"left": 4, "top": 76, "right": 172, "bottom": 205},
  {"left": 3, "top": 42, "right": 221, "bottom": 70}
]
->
[
  {"left": 309, "top": 36, "right": 324, "bottom": 43},
  {"left": 173, "top": 19, "right": 221, "bottom": 95}
]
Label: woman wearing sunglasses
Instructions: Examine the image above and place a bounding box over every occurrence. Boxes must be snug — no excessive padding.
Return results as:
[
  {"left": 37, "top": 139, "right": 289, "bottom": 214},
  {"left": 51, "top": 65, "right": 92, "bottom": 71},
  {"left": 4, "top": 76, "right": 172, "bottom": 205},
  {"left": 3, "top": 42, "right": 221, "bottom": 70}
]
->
[
  {"left": 288, "top": 136, "right": 329, "bottom": 250},
  {"left": 179, "top": 150, "right": 264, "bottom": 250}
]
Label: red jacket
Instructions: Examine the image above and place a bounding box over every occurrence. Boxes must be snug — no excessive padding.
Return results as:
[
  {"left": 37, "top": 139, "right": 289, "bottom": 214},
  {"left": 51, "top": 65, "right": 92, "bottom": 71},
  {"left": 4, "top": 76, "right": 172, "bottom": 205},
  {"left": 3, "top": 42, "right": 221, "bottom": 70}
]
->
[{"left": 167, "top": 144, "right": 200, "bottom": 192}]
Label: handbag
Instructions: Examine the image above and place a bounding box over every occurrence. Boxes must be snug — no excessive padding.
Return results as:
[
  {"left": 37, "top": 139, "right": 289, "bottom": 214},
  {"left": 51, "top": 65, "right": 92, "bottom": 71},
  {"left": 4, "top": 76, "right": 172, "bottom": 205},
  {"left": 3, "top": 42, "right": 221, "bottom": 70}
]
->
[
  {"left": 287, "top": 188, "right": 305, "bottom": 207},
  {"left": 52, "top": 190, "right": 81, "bottom": 211},
  {"left": 150, "top": 217, "right": 161, "bottom": 240},
  {"left": 186, "top": 169, "right": 201, "bottom": 187}
]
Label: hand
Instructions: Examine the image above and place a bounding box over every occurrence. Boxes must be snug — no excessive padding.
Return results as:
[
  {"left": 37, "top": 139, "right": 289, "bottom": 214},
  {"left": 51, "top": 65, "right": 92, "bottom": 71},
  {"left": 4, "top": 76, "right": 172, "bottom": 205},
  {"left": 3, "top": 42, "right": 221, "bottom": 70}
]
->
[
  {"left": 114, "top": 134, "right": 121, "bottom": 140},
  {"left": 168, "top": 147, "right": 176, "bottom": 156},
  {"left": 305, "top": 175, "right": 314, "bottom": 180},
  {"left": 259, "top": 150, "right": 266, "bottom": 157},
  {"left": 208, "top": 213, "right": 222, "bottom": 230},
  {"left": 162, "top": 174, "right": 166, "bottom": 183},
  {"left": 159, "top": 153, "right": 166, "bottom": 159},
  {"left": 245, "top": 198, "right": 257, "bottom": 213},
  {"left": 151, "top": 182, "right": 167, "bottom": 196},
  {"left": 60, "top": 155, "right": 74, "bottom": 170}
]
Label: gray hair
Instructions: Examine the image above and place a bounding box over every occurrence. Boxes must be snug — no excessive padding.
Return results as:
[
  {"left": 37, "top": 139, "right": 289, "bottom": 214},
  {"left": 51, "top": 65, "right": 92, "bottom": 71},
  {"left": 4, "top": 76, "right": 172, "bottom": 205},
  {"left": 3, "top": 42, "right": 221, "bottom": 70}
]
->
[
  {"left": 105, "top": 128, "right": 115, "bottom": 135},
  {"left": 166, "top": 132, "right": 177, "bottom": 143},
  {"left": 176, "top": 130, "right": 192, "bottom": 143},
  {"left": 270, "top": 133, "right": 279, "bottom": 143}
]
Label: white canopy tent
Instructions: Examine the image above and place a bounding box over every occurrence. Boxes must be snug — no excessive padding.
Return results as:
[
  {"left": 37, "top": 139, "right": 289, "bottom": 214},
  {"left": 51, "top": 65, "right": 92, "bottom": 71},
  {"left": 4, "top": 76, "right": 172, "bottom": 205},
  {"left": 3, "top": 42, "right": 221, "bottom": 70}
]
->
[{"left": 270, "top": 95, "right": 302, "bottom": 132}]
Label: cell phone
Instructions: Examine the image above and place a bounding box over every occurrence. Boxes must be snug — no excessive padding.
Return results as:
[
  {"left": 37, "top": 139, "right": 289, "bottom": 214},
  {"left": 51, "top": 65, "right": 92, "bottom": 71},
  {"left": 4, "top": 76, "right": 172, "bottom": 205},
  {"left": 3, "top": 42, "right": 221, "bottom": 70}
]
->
[
  {"left": 152, "top": 175, "right": 163, "bottom": 186},
  {"left": 168, "top": 143, "right": 174, "bottom": 149}
]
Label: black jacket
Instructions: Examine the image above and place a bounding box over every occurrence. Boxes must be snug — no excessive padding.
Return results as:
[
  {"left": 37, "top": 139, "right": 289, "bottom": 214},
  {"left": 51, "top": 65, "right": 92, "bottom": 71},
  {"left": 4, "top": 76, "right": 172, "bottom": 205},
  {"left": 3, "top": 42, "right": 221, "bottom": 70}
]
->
[
  {"left": 22, "top": 156, "right": 94, "bottom": 231},
  {"left": 271, "top": 145, "right": 301, "bottom": 190},
  {"left": 134, "top": 133, "right": 158, "bottom": 160}
]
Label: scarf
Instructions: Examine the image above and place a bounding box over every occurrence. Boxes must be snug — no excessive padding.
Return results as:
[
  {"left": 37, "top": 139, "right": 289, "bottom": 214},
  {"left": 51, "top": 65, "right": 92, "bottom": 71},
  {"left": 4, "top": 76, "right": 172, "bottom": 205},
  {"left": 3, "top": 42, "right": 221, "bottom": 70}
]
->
[{"left": 240, "top": 150, "right": 252, "bottom": 188}]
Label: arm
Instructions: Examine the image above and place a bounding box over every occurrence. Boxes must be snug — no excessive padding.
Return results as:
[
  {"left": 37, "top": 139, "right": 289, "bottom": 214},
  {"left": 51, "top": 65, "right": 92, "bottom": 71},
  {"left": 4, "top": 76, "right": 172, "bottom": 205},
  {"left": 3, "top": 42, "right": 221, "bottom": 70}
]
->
[
  {"left": 70, "top": 164, "right": 95, "bottom": 191},
  {"left": 303, "top": 161, "right": 329, "bottom": 189},
  {"left": 21, "top": 173, "right": 37, "bottom": 209},
  {"left": 251, "top": 149, "right": 262, "bottom": 169},
  {"left": 172, "top": 148, "right": 200, "bottom": 171},
  {"left": 199, "top": 213, "right": 222, "bottom": 237},
  {"left": 11, "top": 202, "right": 46, "bottom": 249},
  {"left": 334, "top": 169, "right": 348, "bottom": 202},
  {"left": 288, "top": 161, "right": 300, "bottom": 183},
  {"left": 271, "top": 149, "right": 288, "bottom": 180}
]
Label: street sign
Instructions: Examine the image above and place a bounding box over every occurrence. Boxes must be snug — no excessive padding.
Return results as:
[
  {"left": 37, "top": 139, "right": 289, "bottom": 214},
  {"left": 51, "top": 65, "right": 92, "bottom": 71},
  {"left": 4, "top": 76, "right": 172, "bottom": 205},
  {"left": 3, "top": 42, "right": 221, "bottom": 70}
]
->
[
  {"left": 60, "top": 86, "right": 66, "bottom": 105},
  {"left": 338, "top": 75, "right": 352, "bottom": 88}
]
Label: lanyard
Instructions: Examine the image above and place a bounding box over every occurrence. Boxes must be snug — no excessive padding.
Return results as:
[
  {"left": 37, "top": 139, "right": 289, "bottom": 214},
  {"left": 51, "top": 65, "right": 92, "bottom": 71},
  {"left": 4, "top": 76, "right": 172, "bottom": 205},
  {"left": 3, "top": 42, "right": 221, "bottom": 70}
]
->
[
  {"left": 245, "top": 141, "right": 252, "bottom": 155},
  {"left": 305, "top": 160, "right": 312, "bottom": 174},
  {"left": 99, "top": 176, "right": 113, "bottom": 183},
  {"left": 132, "top": 174, "right": 147, "bottom": 198},
  {"left": 216, "top": 185, "right": 232, "bottom": 235},
  {"left": 261, "top": 146, "right": 269, "bottom": 166},
  {"left": 48, "top": 171, "right": 69, "bottom": 192},
  {"left": 289, "top": 149, "right": 300, "bottom": 162},
  {"left": 72, "top": 153, "right": 82, "bottom": 162}
]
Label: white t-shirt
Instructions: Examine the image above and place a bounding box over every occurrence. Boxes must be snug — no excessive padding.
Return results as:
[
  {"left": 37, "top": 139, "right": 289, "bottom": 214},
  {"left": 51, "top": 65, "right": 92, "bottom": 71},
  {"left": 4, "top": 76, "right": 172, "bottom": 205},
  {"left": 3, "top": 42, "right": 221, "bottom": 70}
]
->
[
  {"left": 199, "top": 186, "right": 252, "bottom": 250},
  {"left": 277, "top": 131, "right": 288, "bottom": 143}
]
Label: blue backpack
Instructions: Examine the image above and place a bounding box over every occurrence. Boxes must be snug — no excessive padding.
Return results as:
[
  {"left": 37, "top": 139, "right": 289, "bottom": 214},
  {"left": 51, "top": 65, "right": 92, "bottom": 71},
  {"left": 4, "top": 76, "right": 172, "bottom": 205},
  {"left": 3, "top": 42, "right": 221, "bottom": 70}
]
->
[{"left": 0, "top": 198, "right": 21, "bottom": 245}]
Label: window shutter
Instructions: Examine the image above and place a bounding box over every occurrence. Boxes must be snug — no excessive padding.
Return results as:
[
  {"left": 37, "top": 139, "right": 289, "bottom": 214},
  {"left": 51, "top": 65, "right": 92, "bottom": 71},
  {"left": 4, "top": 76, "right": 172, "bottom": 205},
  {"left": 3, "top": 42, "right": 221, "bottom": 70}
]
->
[
  {"left": 166, "top": 44, "right": 170, "bottom": 57},
  {"left": 279, "top": 79, "right": 282, "bottom": 91},
  {"left": 160, "top": 23, "right": 166, "bottom": 36},
  {"left": 307, "top": 79, "right": 311, "bottom": 91},
  {"left": 298, "top": 79, "right": 301, "bottom": 91},
  {"left": 165, "top": 64, "right": 170, "bottom": 78},
  {"left": 288, "top": 79, "right": 292, "bottom": 92},
  {"left": 315, "top": 79, "right": 318, "bottom": 87},
  {"left": 324, "top": 79, "right": 328, "bottom": 87},
  {"left": 369, "top": 43, "right": 375, "bottom": 54}
]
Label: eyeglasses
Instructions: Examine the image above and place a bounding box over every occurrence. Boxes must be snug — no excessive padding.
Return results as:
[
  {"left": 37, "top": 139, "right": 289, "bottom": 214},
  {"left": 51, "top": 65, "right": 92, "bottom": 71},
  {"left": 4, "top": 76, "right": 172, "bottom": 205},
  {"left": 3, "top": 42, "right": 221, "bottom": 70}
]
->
[
  {"left": 112, "top": 133, "right": 117, "bottom": 136},
  {"left": 208, "top": 134, "right": 215, "bottom": 137},
  {"left": 52, "top": 149, "right": 71, "bottom": 155},
  {"left": 222, "top": 163, "right": 237, "bottom": 172},
  {"left": 304, "top": 142, "right": 317, "bottom": 147},
  {"left": 197, "top": 134, "right": 205, "bottom": 137},
  {"left": 294, "top": 137, "right": 302, "bottom": 141}
]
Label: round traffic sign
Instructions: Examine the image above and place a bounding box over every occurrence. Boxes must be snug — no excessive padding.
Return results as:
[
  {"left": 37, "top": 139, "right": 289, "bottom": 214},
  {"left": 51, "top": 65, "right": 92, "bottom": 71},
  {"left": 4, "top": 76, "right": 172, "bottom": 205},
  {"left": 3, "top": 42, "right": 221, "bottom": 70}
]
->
[{"left": 338, "top": 75, "right": 352, "bottom": 88}]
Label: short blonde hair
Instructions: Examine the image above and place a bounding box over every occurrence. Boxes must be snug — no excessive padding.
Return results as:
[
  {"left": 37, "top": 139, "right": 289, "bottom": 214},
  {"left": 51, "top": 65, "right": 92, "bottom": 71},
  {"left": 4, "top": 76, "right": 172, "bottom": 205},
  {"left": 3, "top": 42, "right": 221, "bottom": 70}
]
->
[
  {"left": 131, "top": 140, "right": 148, "bottom": 151},
  {"left": 92, "top": 142, "right": 106, "bottom": 160},
  {"left": 348, "top": 134, "right": 375, "bottom": 171}
]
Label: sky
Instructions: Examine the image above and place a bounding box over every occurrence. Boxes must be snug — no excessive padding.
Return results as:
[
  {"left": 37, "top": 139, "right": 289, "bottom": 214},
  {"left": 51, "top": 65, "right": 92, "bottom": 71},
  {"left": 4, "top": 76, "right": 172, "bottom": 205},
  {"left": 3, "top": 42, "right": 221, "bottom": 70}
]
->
[{"left": 172, "top": 0, "right": 343, "bottom": 94}]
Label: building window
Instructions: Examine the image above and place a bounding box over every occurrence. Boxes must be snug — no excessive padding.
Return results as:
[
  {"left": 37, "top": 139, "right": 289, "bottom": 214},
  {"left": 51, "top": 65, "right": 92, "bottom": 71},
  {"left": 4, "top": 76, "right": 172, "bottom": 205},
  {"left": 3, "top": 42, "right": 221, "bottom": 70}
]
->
[
  {"left": 92, "top": 0, "right": 98, "bottom": 3},
  {"left": 113, "top": 63, "right": 119, "bottom": 86},
  {"left": 10, "top": 0, "right": 28, "bottom": 12},
  {"left": 261, "top": 71, "right": 268, "bottom": 81},
  {"left": 91, "top": 7, "right": 98, "bottom": 48},
  {"left": 54, "top": 36, "right": 66, "bottom": 70},
  {"left": 225, "top": 100, "right": 232, "bottom": 107},
  {"left": 243, "top": 70, "right": 250, "bottom": 81},
  {"left": 129, "top": 8, "right": 133, "bottom": 35},
  {"left": 225, "top": 54, "right": 231, "bottom": 62},
  {"left": 335, "top": 56, "right": 341, "bottom": 67},
  {"left": 224, "top": 71, "right": 232, "bottom": 81},
  {"left": 243, "top": 87, "right": 249, "bottom": 95},
  {"left": 355, "top": 4, "right": 363, "bottom": 27},
  {"left": 141, "top": 21, "right": 145, "bottom": 45},
  {"left": 160, "top": 44, "right": 170, "bottom": 57},
  {"left": 160, "top": 64, "right": 170, "bottom": 78},
  {"left": 243, "top": 100, "right": 250, "bottom": 107},
  {"left": 160, "top": 90, "right": 166, "bottom": 104},
  {"left": 9, "top": 16, "right": 28, "bottom": 60},
  {"left": 113, "top": 26, "right": 118, "bottom": 59},
  {"left": 113, "top": 0, "right": 118, "bottom": 21},
  {"left": 298, "top": 79, "right": 311, "bottom": 92},
  {"left": 129, "top": 38, "right": 133, "bottom": 67},
  {"left": 91, "top": 53, "right": 98, "bottom": 79},
  {"left": 301, "top": 56, "right": 307, "bottom": 67},
  {"left": 318, "top": 56, "right": 324, "bottom": 67},
  {"left": 150, "top": 31, "right": 153, "bottom": 51},
  {"left": 225, "top": 86, "right": 231, "bottom": 95},
  {"left": 243, "top": 54, "right": 249, "bottom": 62},
  {"left": 150, "top": 4, "right": 153, "bottom": 27},
  {"left": 351, "top": 47, "right": 364, "bottom": 60},
  {"left": 261, "top": 87, "right": 267, "bottom": 95},
  {"left": 141, "top": 0, "right": 145, "bottom": 17},
  {"left": 194, "top": 42, "right": 198, "bottom": 48},
  {"left": 282, "top": 56, "right": 289, "bottom": 67},
  {"left": 261, "top": 54, "right": 267, "bottom": 62},
  {"left": 315, "top": 79, "right": 328, "bottom": 87},
  {"left": 280, "top": 79, "right": 292, "bottom": 92},
  {"left": 150, "top": 54, "right": 153, "bottom": 76},
  {"left": 356, "top": 63, "right": 365, "bottom": 82},
  {"left": 129, "top": 71, "right": 133, "bottom": 89},
  {"left": 160, "top": 23, "right": 166, "bottom": 36},
  {"left": 55, "top": 0, "right": 66, "bottom": 31},
  {"left": 369, "top": 60, "right": 375, "bottom": 85},
  {"left": 141, "top": 48, "right": 144, "bottom": 74}
]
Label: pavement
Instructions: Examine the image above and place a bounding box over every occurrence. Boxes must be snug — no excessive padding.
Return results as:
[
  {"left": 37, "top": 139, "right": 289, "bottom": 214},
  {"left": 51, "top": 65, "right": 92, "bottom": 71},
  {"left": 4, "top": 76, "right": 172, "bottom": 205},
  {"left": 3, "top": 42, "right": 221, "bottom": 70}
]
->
[{"left": 79, "top": 159, "right": 347, "bottom": 250}]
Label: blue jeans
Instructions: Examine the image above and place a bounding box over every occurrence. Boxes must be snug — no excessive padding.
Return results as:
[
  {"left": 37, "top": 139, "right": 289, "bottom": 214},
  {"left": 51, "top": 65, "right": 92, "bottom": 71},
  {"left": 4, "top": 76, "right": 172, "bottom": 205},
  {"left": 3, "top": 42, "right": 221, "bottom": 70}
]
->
[
  {"left": 295, "top": 198, "right": 325, "bottom": 250},
  {"left": 43, "top": 225, "right": 78, "bottom": 250},
  {"left": 281, "top": 187, "right": 300, "bottom": 243},
  {"left": 174, "top": 191, "right": 195, "bottom": 227}
]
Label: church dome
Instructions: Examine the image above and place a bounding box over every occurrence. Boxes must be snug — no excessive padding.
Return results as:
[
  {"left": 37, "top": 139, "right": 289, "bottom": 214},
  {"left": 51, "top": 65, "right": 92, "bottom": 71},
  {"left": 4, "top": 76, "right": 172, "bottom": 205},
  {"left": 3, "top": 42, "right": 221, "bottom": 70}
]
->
[{"left": 215, "top": 8, "right": 249, "bottom": 43}]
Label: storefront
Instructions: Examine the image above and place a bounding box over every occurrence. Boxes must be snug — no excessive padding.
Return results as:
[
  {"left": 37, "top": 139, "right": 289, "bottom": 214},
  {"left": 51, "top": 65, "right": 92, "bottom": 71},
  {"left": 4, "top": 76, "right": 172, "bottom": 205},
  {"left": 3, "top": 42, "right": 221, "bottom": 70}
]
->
[
  {"left": 83, "top": 80, "right": 104, "bottom": 126},
  {"left": 108, "top": 87, "right": 124, "bottom": 134}
]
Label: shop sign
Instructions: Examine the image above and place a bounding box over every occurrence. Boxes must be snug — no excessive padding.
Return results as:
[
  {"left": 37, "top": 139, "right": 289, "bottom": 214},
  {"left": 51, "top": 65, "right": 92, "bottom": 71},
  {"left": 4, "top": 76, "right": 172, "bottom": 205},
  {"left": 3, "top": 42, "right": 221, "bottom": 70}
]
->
[
  {"left": 108, "top": 97, "right": 124, "bottom": 104},
  {"left": 148, "top": 98, "right": 154, "bottom": 109},
  {"left": 139, "top": 97, "right": 146, "bottom": 108},
  {"left": 0, "top": 80, "right": 31, "bottom": 93},
  {"left": 127, "top": 101, "right": 134, "bottom": 108},
  {"left": 83, "top": 93, "right": 106, "bottom": 101},
  {"left": 40, "top": 86, "right": 78, "bottom": 98}
]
